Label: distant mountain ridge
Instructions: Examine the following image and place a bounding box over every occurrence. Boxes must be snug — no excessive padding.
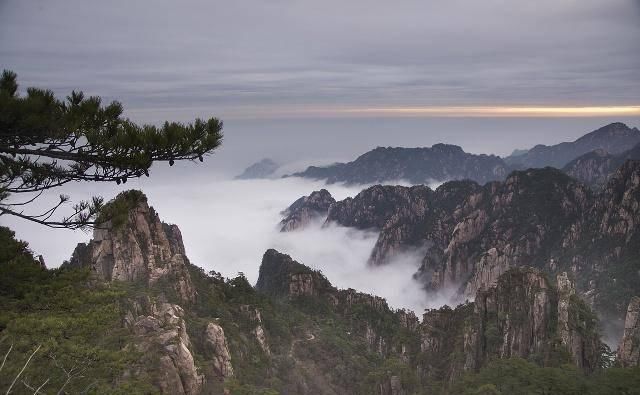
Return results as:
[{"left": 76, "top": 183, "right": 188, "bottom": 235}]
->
[
  {"left": 290, "top": 143, "right": 508, "bottom": 185},
  {"left": 506, "top": 122, "right": 640, "bottom": 169},
  {"left": 288, "top": 122, "right": 640, "bottom": 186},
  {"left": 235, "top": 158, "right": 279, "bottom": 179}
]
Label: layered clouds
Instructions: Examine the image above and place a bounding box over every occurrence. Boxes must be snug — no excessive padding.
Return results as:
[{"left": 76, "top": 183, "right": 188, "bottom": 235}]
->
[{"left": 1, "top": 0, "right": 639, "bottom": 122}]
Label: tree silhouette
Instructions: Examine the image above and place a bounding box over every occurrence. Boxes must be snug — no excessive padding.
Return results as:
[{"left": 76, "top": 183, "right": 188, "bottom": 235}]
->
[{"left": 0, "top": 70, "right": 223, "bottom": 229}]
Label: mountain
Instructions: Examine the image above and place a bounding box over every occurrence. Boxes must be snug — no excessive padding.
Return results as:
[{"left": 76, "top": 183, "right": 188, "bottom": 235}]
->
[
  {"left": 283, "top": 161, "right": 640, "bottom": 334},
  {"left": 506, "top": 122, "right": 640, "bottom": 169},
  {"left": 618, "top": 297, "right": 640, "bottom": 367},
  {"left": 4, "top": 191, "right": 635, "bottom": 394},
  {"left": 290, "top": 144, "right": 508, "bottom": 185},
  {"left": 289, "top": 123, "right": 639, "bottom": 187},
  {"left": 257, "top": 250, "right": 604, "bottom": 378},
  {"left": 563, "top": 142, "right": 640, "bottom": 188},
  {"left": 235, "top": 158, "right": 279, "bottom": 180},
  {"left": 279, "top": 189, "right": 335, "bottom": 231}
]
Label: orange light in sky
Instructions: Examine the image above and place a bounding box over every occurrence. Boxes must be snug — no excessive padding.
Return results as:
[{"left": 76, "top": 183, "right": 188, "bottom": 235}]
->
[{"left": 337, "top": 106, "right": 640, "bottom": 117}]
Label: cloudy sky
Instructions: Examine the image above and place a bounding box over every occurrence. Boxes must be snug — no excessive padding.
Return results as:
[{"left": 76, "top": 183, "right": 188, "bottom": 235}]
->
[{"left": 1, "top": 0, "right": 639, "bottom": 121}]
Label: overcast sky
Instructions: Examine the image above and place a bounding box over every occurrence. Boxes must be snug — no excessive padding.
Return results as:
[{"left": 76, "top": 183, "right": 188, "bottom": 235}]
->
[{"left": 1, "top": 0, "right": 639, "bottom": 121}]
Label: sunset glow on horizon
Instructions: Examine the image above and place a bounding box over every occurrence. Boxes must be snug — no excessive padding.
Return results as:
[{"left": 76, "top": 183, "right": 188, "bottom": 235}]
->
[{"left": 337, "top": 105, "right": 640, "bottom": 118}]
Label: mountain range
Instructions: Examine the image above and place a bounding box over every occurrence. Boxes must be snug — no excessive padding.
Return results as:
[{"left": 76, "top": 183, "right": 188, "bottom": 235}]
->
[
  {"left": 290, "top": 122, "right": 640, "bottom": 187},
  {"left": 4, "top": 191, "right": 639, "bottom": 393},
  {"left": 2, "top": 121, "right": 640, "bottom": 394}
]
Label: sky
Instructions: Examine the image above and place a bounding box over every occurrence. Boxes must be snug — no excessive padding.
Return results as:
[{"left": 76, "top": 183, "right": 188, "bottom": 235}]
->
[
  {"left": 1, "top": 1, "right": 640, "bottom": 312},
  {"left": 1, "top": 0, "right": 639, "bottom": 122}
]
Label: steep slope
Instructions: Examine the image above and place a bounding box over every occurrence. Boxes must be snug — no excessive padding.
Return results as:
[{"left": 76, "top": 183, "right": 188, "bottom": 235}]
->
[
  {"left": 279, "top": 189, "right": 335, "bottom": 231},
  {"left": 256, "top": 250, "right": 603, "bottom": 382},
  {"left": 506, "top": 122, "right": 640, "bottom": 169},
  {"left": 563, "top": 142, "right": 640, "bottom": 188},
  {"left": 618, "top": 297, "right": 640, "bottom": 367},
  {"left": 0, "top": 194, "right": 623, "bottom": 394},
  {"left": 67, "top": 190, "right": 196, "bottom": 304},
  {"left": 298, "top": 161, "right": 640, "bottom": 330},
  {"left": 291, "top": 144, "right": 508, "bottom": 185}
]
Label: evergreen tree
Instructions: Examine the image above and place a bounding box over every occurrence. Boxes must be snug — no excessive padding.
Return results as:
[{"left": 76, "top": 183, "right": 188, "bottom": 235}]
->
[{"left": 0, "top": 70, "right": 223, "bottom": 229}]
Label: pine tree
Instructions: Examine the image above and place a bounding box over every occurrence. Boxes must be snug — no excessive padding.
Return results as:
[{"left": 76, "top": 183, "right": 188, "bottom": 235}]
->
[{"left": 0, "top": 70, "right": 223, "bottom": 229}]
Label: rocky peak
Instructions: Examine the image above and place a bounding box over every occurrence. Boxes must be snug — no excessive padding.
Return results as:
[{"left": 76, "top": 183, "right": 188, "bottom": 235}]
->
[
  {"left": 327, "top": 184, "right": 432, "bottom": 231},
  {"left": 280, "top": 189, "right": 335, "bottom": 231},
  {"left": 618, "top": 296, "right": 640, "bottom": 367},
  {"left": 255, "top": 249, "right": 333, "bottom": 298},
  {"left": 203, "top": 322, "right": 234, "bottom": 378},
  {"left": 66, "top": 190, "right": 196, "bottom": 303},
  {"left": 124, "top": 295, "right": 204, "bottom": 394},
  {"left": 255, "top": 249, "right": 417, "bottom": 357},
  {"left": 506, "top": 122, "right": 640, "bottom": 169}
]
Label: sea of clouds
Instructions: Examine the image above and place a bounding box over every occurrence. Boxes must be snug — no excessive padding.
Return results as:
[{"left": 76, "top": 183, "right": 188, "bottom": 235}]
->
[{"left": 3, "top": 169, "right": 460, "bottom": 314}]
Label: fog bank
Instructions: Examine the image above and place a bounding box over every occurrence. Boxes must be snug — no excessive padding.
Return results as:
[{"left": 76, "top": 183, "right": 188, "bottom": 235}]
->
[{"left": 2, "top": 175, "right": 451, "bottom": 313}]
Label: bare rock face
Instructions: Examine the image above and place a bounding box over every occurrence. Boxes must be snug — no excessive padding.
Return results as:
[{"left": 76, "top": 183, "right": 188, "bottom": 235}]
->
[
  {"left": 327, "top": 185, "right": 431, "bottom": 232},
  {"left": 470, "top": 268, "right": 552, "bottom": 367},
  {"left": 463, "top": 247, "right": 511, "bottom": 298},
  {"left": 280, "top": 189, "right": 335, "bottom": 231},
  {"left": 68, "top": 191, "right": 196, "bottom": 303},
  {"left": 463, "top": 268, "right": 600, "bottom": 373},
  {"left": 240, "top": 305, "right": 271, "bottom": 355},
  {"left": 289, "top": 273, "right": 317, "bottom": 297},
  {"left": 204, "top": 322, "right": 234, "bottom": 379},
  {"left": 124, "top": 296, "right": 204, "bottom": 394},
  {"left": 556, "top": 272, "right": 601, "bottom": 370},
  {"left": 595, "top": 160, "right": 640, "bottom": 241},
  {"left": 256, "top": 249, "right": 415, "bottom": 357},
  {"left": 563, "top": 149, "right": 616, "bottom": 188},
  {"left": 618, "top": 296, "right": 640, "bottom": 367},
  {"left": 326, "top": 184, "right": 433, "bottom": 264}
]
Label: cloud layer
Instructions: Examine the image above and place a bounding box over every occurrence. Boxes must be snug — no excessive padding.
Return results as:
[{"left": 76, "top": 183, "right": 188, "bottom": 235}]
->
[
  {"left": 1, "top": 0, "right": 639, "bottom": 121},
  {"left": 3, "top": 175, "right": 454, "bottom": 313}
]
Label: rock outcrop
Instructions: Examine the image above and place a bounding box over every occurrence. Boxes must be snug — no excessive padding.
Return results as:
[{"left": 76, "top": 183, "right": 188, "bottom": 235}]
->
[
  {"left": 240, "top": 305, "right": 271, "bottom": 355},
  {"left": 291, "top": 144, "right": 508, "bottom": 185},
  {"left": 618, "top": 297, "right": 640, "bottom": 367},
  {"left": 280, "top": 189, "right": 335, "bottom": 231},
  {"left": 563, "top": 143, "right": 640, "bottom": 188},
  {"left": 203, "top": 322, "right": 234, "bottom": 378},
  {"left": 67, "top": 190, "right": 196, "bottom": 303},
  {"left": 468, "top": 268, "right": 600, "bottom": 372},
  {"left": 256, "top": 249, "right": 418, "bottom": 357},
  {"left": 124, "top": 296, "right": 204, "bottom": 394},
  {"left": 419, "top": 268, "right": 602, "bottom": 381}
]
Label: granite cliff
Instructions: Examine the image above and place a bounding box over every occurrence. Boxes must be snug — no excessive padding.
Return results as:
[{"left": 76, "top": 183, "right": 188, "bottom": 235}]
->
[
  {"left": 279, "top": 189, "right": 335, "bottom": 231},
  {"left": 563, "top": 142, "right": 640, "bottom": 188},
  {"left": 282, "top": 161, "right": 640, "bottom": 332}
]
